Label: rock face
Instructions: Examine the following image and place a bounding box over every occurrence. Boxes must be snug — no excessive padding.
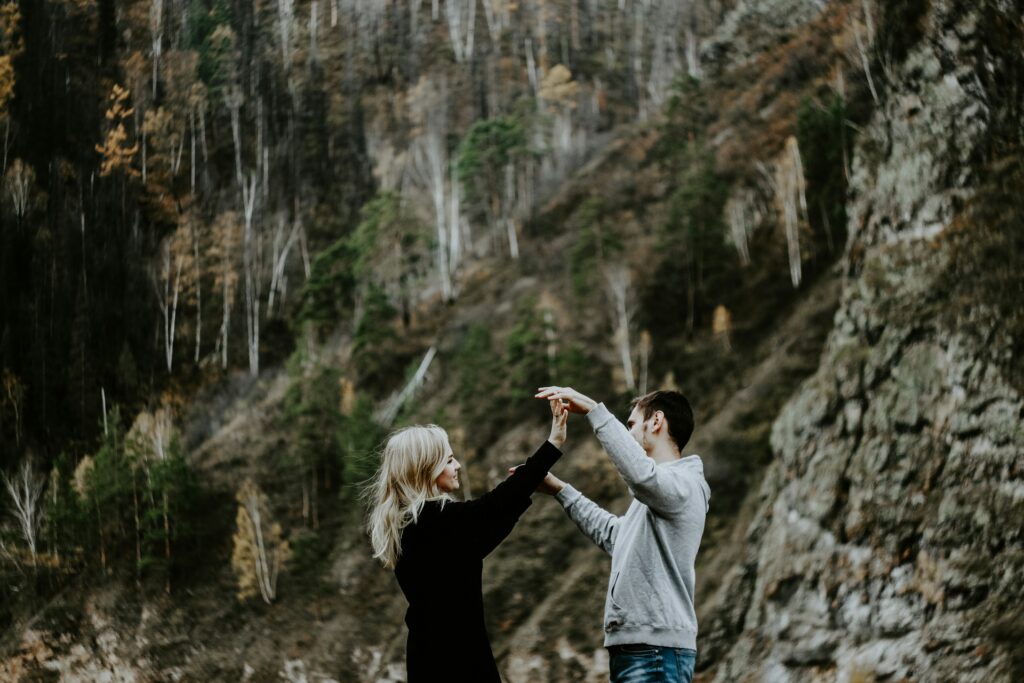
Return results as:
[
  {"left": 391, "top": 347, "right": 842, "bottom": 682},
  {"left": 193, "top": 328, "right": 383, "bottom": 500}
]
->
[{"left": 708, "top": 2, "right": 1024, "bottom": 681}]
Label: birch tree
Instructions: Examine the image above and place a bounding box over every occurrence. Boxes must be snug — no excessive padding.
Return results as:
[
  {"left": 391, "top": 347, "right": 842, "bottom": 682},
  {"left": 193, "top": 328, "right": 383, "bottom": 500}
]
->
[
  {"left": 155, "top": 222, "right": 194, "bottom": 373},
  {"left": 726, "top": 188, "right": 759, "bottom": 267},
  {"left": 444, "top": 0, "right": 476, "bottom": 63},
  {"left": 637, "top": 330, "right": 651, "bottom": 396},
  {"left": 3, "top": 158, "right": 32, "bottom": 218},
  {"left": 275, "top": 0, "right": 297, "bottom": 94},
  {"left": 375, "top": 346, "right": 436, "bottom": 427},
  {"left": 267, "top": 208, "right": 302, "bottom": 315},
  {"left": 210, "top": 211, "right": 242, "bottom": 369},
  {"left": 406, "top": 76, "right": 461, "bottom": 298},
  {"left": 231, "top": 478, "right": 289, "bottom": 604},
  {"left": 128, "top": 408, "right": 178, "bottom": 591},
  {"left": 769, "top": 137, "right": 809, "bottom": 288},
  {"left": 241, "top": 173, "right": 262, "bottom": 376},
  {"left": 149, "top": 0, "right": 164, "bottom": 97},
  {"left": 3, "top": 457, "right": 45, "bottom": 568},
  {"left": 604, "top": 264, "right": 636, "bottom": 392}
]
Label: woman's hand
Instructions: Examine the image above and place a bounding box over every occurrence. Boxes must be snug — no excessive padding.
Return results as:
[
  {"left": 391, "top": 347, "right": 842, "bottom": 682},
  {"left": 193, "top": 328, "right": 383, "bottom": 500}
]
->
[
  {"left": 547, "top": 398, "right": 568, "bottom": 448},
  {"left": 507, "top": 467, "right": 566, "bottom": 496}
]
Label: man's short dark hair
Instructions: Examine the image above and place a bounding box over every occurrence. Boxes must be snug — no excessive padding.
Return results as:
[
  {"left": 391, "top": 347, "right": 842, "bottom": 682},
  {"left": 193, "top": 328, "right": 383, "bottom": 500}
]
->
[{"left": 630, "top": 390, "right": 694, "bottom": 451}]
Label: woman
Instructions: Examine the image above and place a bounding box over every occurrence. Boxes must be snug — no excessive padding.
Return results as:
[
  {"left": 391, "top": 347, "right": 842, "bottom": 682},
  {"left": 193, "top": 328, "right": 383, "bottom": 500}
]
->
[{"left": 367, "top": 400, "right": 568, "bottom": 682}]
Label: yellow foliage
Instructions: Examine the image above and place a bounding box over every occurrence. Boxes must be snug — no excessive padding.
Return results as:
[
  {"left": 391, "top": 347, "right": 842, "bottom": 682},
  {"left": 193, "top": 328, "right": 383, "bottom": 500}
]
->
[
  {"left": 1, "top": 368, "right": 25, "bottom": 443},
  {"left": 712, "top": 305, "right": 732, "bottom": 336},
  {"left": 122, "top": 51, "right": 149, "bottom": 108},
  {"left": 0, "top": 2, "right": 24, "bottom": 58},
  {"left": 96, "top": 84, "right": 139, "bottom": 177},
  {"left": 209, "top": 211, "right": 242, "bottom": 295},
  {"left": 231, "top": 478, "right": 290, "bottom": 603},
  {"left": 72, "top": 456, "right": 94, "bottom": 497},
  {"left": 339, "top": 377, "right": 357, "bottom": 416},
  {"left": 143, "top": 106, "right": 182, "bottom": 179},
  {"left": 713, "top": 305, "right": 733, "bottom": 352},
  {"left": 0, "top": 55, "right": 14, "bottom": 114},
  {"left": 539, "top": 64, "right": 579, "bottom": 108}
]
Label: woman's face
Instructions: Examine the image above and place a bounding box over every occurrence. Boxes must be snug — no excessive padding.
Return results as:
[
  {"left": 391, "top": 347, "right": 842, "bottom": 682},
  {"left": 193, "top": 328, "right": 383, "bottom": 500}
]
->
[{"left": 435, "top": 450, "right": 461, "bottom": 493}]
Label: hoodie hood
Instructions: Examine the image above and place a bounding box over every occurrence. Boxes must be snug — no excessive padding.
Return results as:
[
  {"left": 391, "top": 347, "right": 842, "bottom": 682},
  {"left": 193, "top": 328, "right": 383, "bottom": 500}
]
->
[{"left": 675, "top": 454, "right": 711, "bottom": 512}]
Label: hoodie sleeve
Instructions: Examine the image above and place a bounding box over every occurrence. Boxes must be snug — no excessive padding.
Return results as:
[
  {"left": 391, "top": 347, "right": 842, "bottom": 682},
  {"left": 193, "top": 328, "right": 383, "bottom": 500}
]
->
[
  {"left": 555, "top": 484, "right": 620, "bottom": 555},
  {"left": 587, "top": 403, "right": 692, "bottom": 516}
]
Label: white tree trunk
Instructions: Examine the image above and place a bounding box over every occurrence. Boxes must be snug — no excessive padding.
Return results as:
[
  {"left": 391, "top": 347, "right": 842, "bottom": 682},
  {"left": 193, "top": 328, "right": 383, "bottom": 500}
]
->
[
  {"left": 3, "top": 458, "right": 45, "bottom": 567},
  {"left": 189, "top": 109, "right": 197, "bottom": 193},
  {"left": 150, "top": 0, "right": 163, "bottom": 98},
  {"left": 503, "top": 163, "right": 520, "bottom": 259},
  {"left": 242, "top": 173, "right": 261, "bottom": 376},
  {"left": 309, "top": 1, "right": 319, "bottom": 59},
  {"left": 853, "top": 11, "right": 880, "bottom": 105},
  {"left": 193, "top": 224, "right": 202, "bottom": 363},
  {"left": 726, "top": 191, "right": 753, "bottom": 267},
  {"left": 481, "top": 0, "right": 499, "bottom": 44},
  {"left": 525, "top": 38, "right": 539, "bottom": 98},
  {"left": 276, "top": 0, "right": 296, "bottom": 70},
  {"left": 605, "top": 265, "right": 635, "bottom": 391},
  {"left": 268, "top": 212, "right": 301, "bottom": 313},
  {"left": 160, "top": 242, "right": 184, "bottom": 373},
  {"left": 221, "top": 275, "right": 231, "bottom": 369},
  {"left": 448, "top": 164, "right": 462, "bottom": 276},
  {"left": 226, "top": 87, "right": 244, "bottom": 188},
  {"left": 375, "top": 346, "right": 437, "bottom": 426},
  {"left": 775, "top": 138, "right": 808, "bottom": 288},
  {"left": 408, "top": 128, "right": 455, "bottom": 300}
]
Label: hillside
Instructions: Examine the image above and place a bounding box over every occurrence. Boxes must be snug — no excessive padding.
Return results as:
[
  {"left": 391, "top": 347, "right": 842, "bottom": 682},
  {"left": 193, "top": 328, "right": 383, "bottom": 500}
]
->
[{"left": 1, "top": 0, "right": 1022, "bottom": 682}]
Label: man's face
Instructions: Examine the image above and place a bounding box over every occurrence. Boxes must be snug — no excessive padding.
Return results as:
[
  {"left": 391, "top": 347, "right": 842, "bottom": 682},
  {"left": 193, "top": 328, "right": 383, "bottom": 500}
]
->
[
  {"left": 435, "top": 450, "right": 461, "bottom": 492},
  {"left": 626, "top": 407, "right": 655, "bottom": 455}
]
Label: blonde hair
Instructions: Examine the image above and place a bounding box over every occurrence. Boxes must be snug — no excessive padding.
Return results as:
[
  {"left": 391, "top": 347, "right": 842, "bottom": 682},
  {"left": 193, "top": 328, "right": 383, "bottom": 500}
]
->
[{"left": 367, "top": 425, "right": 452, "bottom": 569}]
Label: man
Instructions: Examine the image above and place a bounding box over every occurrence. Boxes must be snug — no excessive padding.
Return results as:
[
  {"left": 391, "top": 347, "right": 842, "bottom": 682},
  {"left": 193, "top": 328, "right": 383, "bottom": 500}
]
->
[{"left": 534, "top": 386, "right": 710, "bottom": 683}]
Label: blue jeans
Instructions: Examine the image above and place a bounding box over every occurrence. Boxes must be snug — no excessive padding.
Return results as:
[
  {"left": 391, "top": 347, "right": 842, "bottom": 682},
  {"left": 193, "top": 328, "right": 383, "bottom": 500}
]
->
[{"left": 608, "top": 644, "right": 697, "bottom": 683}]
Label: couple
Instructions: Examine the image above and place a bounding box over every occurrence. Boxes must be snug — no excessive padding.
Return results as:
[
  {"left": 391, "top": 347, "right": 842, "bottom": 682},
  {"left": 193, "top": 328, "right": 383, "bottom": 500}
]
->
[{"left": 367, "top": 386, "right": 710, "bottom": 683}]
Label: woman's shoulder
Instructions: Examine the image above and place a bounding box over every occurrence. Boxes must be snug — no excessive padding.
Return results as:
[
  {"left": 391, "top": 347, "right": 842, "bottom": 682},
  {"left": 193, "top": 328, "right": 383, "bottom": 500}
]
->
[{"left": 411, "top": 498, "right": 469, "bottom": 527}]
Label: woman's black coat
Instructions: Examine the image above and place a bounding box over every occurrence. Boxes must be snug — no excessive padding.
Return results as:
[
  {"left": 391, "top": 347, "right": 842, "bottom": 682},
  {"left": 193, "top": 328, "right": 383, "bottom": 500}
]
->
[{"left": 394, "top": 440, "right": 562, "bottom": 682}]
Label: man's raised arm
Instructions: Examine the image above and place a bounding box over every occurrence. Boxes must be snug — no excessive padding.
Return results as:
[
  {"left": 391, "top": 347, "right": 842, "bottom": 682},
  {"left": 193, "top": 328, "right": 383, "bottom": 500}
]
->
[{"left": 536, "top": 387, "right": 691, "bottom": 516}]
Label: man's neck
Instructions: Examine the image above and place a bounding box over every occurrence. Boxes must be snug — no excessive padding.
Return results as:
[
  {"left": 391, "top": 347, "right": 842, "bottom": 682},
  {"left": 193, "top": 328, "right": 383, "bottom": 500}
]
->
[{"left": 648, "top": 442, "right": 682, "bottom": 466}]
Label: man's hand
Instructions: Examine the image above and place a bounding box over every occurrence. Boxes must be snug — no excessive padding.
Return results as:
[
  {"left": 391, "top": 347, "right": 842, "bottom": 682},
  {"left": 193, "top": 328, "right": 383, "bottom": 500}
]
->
[
  {"left": 508, "top": 467, "right": 566, "bottom": 496},
  {"left": 548, "top": 398, "right": 568, "bottom": 448},
  {"left": 536, "top": 386, "right": 598, "bottom": 415}
]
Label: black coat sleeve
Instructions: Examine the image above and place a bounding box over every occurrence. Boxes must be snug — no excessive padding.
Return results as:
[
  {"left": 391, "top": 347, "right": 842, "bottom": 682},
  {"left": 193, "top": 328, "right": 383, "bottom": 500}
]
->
[{"left": 455, "top": 440, "right": 562, "bottom": 557}]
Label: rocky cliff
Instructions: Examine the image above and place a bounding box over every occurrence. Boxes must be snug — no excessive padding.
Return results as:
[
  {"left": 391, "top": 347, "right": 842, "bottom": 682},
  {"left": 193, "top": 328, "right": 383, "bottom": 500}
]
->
[{"left": 705, "top": 1, "right": 1024, "bottom": 681}]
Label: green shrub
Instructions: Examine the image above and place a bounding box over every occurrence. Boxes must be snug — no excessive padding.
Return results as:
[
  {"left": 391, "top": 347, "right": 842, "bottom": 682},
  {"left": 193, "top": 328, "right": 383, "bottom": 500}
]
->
[
  {"left": 570, "top": 199, "right": 623, "bottom": 298},
  {"left": 339, "top": 395, "right": 385, "bottom": 490},
  {"left": 297, "top": 236, "right": 357, "bottom": 339},
  {"left": 351, "top": 283, "right": 400, "bottom": 387},
  {"left": 642, "top": 143, "right": 731, "bottom": 340},
  {"left": 457, "top": 118, "right": 528, "bottom": 193},
  {"left": 796, "top": 95, "right": 851, "bottom": 257}
]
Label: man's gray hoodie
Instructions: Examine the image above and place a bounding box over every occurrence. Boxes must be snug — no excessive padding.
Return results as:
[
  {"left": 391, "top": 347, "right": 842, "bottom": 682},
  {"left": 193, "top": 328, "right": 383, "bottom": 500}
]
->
[{"left": 555, "top": 403, "right": 710, "bottom": 650}]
